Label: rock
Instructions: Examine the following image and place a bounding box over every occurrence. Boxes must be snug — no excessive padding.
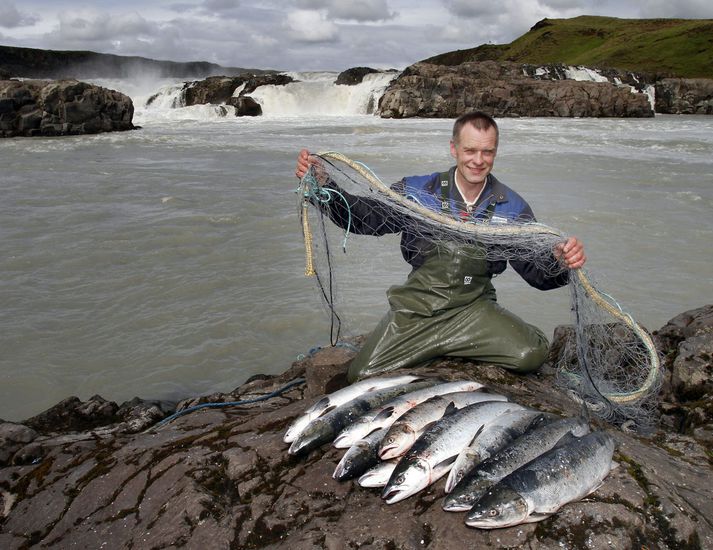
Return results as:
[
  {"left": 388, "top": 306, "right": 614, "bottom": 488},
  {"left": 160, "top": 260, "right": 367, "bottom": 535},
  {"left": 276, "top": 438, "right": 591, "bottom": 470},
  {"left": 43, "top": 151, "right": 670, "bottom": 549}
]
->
[
  {"left": 0, "top": 422, "right": 38, "bottom": 466},
  {"left": 655, "top": 78, "right": 713, "bottom": 114},
  {"left": 0, "top": 79, "right": 135, "bottom": 137},
  {"left": 228, "top": 95, "right": 262, "bottom": 116},
  {"left": 23, "top": 395, "right": 118, "bottom": 434},
  {"left": 378, "top": 61, "right": 654, "bottom": 118},
  {"left": 1, "top": 307, "right": 713, "bottom": 548},
  {"left": 336, "top": 67, "right": 379, "bottom": 85},
  {"left": 183, "top": 73, "right": 294, "bottom": 109}
]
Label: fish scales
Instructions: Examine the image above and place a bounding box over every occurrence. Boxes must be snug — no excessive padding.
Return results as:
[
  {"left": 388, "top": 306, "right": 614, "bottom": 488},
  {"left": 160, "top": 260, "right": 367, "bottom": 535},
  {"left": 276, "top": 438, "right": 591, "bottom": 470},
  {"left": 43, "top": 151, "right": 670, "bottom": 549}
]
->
[
  {"left": 444, "top": 416, "right": 590, "bottom": 512},
  {"left": 284, "top": 374, "right": 421, "bottom": 443},
  {"left": 288, "top": 379, "right": 439, "bottom": 456},
  {"left": 333, "top": 427, "right": 388, "bottom": 481},
  {"left": 379, "top": 391, "right": 508, "bottom": 460},
  {"left": 465, "top": 431, "right": 615, "bottom": 529},
  {"left": 444, "top": 409, "right": 554, "bottom": 493},
  {"left": 382, "top": 401, "right": 522, "bottom": 504},
  {"left": 333, "top": 380, "right": 485, "bottom": 448}
]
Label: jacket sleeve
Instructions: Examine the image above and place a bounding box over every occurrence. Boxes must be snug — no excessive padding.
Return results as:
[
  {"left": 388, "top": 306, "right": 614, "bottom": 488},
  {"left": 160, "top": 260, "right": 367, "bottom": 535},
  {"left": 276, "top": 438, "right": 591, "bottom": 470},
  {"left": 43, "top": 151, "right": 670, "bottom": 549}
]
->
[
  {"left": 315, "top": 180, "right": 403, "bottom": 236},
  {"left": 498, "top": 199, "right": 570, "bottom": 290},
  {"left": 509, "top": 258, "right": 570, "bottom": 290}
]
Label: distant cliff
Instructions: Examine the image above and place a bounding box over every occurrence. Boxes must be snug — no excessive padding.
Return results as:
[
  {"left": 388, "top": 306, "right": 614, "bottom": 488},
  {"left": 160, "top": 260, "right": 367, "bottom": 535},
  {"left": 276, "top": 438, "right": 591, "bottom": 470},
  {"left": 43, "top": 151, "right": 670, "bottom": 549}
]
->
[{"left": 0, "top": 44, "right": 275, "bottom": 79}]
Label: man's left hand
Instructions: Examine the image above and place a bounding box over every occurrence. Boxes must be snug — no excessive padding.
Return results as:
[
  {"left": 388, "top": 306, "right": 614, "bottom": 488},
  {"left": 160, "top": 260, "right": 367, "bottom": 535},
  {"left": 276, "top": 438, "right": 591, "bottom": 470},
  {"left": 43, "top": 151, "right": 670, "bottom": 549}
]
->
[{"left": 555, "top": 236, "right": 586, "bottom": 269}]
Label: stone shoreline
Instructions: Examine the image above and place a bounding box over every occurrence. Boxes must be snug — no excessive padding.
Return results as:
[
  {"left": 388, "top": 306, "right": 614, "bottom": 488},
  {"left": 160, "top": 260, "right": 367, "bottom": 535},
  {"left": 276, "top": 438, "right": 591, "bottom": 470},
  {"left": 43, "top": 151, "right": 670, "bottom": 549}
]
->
[{"left": 0, "top": 305, "right": 711, "bottom": 549}]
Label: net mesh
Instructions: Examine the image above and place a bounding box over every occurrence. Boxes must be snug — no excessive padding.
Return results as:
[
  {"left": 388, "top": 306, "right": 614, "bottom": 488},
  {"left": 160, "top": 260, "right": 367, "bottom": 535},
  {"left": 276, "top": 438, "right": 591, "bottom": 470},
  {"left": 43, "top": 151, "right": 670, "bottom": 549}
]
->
[{"left": 297, "top": 151, "right": 662, "bottom": 427}]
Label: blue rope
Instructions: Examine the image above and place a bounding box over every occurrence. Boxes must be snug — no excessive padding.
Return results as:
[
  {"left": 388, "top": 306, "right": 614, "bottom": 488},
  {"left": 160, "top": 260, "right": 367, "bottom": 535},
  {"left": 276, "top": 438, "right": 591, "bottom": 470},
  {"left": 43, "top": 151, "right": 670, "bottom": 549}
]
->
[
  {"left": 298, "top": 166, "right": 353, "bottom": 252},
  {"left": 150, "top": 377, "right": 306, "bottom": 430}
]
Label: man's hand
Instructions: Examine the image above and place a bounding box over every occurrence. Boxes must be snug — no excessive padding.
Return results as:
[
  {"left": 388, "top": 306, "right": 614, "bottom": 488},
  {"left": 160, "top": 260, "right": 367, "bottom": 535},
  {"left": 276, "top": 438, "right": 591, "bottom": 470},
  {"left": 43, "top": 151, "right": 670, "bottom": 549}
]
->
[
  {"left": 555, "top": 236, "right": 586, "bottom": 269},
  {"left": 296, "top": 149, "right": 312, "bottom": 179}
]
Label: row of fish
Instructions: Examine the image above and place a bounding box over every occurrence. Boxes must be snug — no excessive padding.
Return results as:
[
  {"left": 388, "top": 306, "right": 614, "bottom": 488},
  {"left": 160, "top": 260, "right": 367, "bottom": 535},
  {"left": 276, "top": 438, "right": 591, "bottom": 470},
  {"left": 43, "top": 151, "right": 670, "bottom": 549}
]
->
[{"left": 284, "top": 375, "right": 616, "bottom": 529}]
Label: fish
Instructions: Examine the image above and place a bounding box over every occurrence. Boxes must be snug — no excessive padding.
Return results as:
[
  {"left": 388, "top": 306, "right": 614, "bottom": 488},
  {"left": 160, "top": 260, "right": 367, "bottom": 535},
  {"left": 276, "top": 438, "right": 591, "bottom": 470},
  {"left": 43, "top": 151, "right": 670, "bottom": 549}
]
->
[
  {"left": 333, "top": 427, "right": 388, "bottom": 481},
  {"left": 378, "top": 391, "right": 508, "bottom": 460},
  {"left": 283, "top": 374, "right": 421, "bottom": 443},
  {"left": 358, "top": 460, "right": 398, "bottom": 488},
  {"left": 443, "top": 416, "right": 590, "bottom": 512},
  {"left": 288, "top": 379, "right": 440, "bottom": 456},
  {"left": 381, "top": 401, "right": 524, "bottom": 504},
  {"left": 333, "top": 380, "right": 485, "bottom": 449},
  {"left": 444, "top": 409, "right": 556, "bottom": 493},
  {"left": 465, "top": 430, "right": 616, "bottom": 529}
]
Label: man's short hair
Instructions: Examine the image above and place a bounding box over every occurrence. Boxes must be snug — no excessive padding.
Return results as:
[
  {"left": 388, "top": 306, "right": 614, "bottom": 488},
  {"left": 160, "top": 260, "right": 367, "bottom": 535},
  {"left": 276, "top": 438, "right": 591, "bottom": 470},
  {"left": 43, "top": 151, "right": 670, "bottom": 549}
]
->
[{"left": 452, "top": 111, "right": 499, "bottom": 148}]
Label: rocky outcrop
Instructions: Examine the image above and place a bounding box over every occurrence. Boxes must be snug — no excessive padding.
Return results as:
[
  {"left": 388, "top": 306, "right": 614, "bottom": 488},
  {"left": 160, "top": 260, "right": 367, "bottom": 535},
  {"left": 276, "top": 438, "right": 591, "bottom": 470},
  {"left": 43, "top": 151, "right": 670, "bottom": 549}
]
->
[
  {"left": 1, "top": 306, "right": 712, "bottom": 548},
  {"left": 336, "top": 67, "right": 380, "bottom": 85},
  {"left": 379, "top": 61, "right": 654, "bottom": 118},
  {"left": 655, "top": 78, "right": 713, "bottom": 114},
  {"left": 0, "top": 79, "right": 135, "bottom": 137},
  {"left": 182, "top": 74, "right": 293, "bottom": 116}
]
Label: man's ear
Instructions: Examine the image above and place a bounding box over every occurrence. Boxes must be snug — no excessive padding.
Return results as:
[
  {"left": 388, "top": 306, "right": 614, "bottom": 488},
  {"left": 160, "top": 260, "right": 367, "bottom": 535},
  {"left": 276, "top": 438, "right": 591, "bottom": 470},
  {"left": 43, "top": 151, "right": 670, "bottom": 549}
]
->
[{"left": 449, "top": 139, "right": 457, "bottom": 160}]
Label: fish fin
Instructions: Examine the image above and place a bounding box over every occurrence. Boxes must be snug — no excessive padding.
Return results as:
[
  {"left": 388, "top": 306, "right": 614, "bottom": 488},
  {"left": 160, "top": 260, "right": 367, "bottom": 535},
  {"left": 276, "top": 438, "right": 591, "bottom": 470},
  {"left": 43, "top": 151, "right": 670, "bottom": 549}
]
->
[
  {"left": 374, "top": 406, "right": 396, "bottom": 422},
  {"left": 469, "top": 423, "right": 486, "bottom": 445},
  {"left": 553, "top": 431, "right": 579, "bottom": 448},
  {"left": 432, "top": 455, "right": 458, "bottom": 477},
  {"left": 443, "top": 402, "right": 459, "bottom": 417},
  {"left": 420, "top": 420, "right": 438, "bottom": 433},
  {"left": 305, "top": 397, "right": 330, "bottom": 415}
]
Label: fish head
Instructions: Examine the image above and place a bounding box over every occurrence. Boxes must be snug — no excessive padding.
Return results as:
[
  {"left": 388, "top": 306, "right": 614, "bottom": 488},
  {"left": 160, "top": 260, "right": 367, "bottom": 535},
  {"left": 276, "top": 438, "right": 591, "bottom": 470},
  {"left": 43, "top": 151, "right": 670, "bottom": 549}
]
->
[
  {"left": 283, "top": 414, "right": 311, "bottom": 443},
  {"left": 465, "top": 486, "right": 528, "bottom": 529},
  {"left": 381, "top": 458, "right": 430, "bottom": 504},
  {"left": 442, "top": 479, "right": 491, "bottom": 512},
  {"left": 288, "top": 422, "right": 324, "bottom": 456},
  {"left": 379, "top": 425, "right": 415, "bottom": 460}
]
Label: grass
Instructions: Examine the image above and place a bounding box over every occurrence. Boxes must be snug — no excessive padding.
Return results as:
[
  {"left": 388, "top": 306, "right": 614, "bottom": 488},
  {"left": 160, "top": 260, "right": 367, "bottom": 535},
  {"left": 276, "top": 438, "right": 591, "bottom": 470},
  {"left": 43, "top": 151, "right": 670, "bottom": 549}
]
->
[{"left": 423, "top": 15, "right": 713, "bottom": 79}]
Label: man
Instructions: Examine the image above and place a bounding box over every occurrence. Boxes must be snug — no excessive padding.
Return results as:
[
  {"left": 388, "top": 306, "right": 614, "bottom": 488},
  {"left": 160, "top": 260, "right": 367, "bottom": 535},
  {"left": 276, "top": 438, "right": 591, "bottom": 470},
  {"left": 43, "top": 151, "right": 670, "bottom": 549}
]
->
[{"left": 296, "top": 111, "right": 585, "bottom": 382}]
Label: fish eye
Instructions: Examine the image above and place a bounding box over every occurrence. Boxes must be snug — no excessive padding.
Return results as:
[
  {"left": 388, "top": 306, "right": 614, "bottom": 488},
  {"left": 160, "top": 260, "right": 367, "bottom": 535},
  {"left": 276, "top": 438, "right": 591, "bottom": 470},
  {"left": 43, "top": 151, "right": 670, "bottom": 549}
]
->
[
  {"left": 488, "top": 509, "right": 499, "bottom": 517},
  {"left": 396, "top": 475, "right": 405, "bottom": 484},
  {"left": 465, "top": 495, "right": 473, "bottom": 502}
]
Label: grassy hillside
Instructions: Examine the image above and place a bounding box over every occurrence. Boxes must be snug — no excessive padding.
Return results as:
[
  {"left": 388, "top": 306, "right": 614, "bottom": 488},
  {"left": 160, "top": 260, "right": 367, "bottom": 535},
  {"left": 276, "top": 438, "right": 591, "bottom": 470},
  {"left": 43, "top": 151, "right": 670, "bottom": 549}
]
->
[{"left": 423, "top": 16, "right": 713, "bottom": 78}]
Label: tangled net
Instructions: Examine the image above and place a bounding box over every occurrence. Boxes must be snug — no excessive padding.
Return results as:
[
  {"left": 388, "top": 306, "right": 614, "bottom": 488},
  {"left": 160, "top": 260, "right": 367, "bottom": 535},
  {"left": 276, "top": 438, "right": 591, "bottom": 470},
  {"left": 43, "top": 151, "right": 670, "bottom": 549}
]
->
[{"left": 297, "top": 151, "right": 662, "bottom": 427}]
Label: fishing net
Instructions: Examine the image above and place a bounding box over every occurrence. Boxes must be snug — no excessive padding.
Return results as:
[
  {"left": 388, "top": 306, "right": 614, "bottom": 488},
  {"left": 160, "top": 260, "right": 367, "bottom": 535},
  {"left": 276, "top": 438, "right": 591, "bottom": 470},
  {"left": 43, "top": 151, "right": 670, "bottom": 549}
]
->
[{"left": 296, "top": 151, "right": 662, "bottom": 427}]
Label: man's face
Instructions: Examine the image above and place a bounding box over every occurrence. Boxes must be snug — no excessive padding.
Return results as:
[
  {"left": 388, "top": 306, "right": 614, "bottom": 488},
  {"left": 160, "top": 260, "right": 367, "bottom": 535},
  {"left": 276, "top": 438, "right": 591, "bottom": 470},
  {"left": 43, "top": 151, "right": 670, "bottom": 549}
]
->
[{"left": 449, "top": 124, "right": 498, "bottom": 188}]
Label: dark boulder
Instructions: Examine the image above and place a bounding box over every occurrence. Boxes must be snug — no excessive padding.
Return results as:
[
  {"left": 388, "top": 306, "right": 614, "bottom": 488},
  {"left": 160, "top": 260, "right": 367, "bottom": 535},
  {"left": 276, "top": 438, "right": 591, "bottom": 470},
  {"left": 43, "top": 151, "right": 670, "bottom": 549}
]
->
[
  {"left": 0, "top": 79, "right": 135, "bottom": 137},
  {"left": 336, "top": 66, "right": 379, "bottom": 85},
  {"left": 227, "top": 95, "right": 262, "bottom": 116}
]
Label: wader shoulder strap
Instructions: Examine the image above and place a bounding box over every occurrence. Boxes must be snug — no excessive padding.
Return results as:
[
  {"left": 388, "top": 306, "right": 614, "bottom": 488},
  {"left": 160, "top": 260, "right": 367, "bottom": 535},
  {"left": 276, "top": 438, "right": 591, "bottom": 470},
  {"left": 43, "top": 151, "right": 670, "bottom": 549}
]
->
[{"left": 439, "top": 171, "right": 451, "bottom": 215}]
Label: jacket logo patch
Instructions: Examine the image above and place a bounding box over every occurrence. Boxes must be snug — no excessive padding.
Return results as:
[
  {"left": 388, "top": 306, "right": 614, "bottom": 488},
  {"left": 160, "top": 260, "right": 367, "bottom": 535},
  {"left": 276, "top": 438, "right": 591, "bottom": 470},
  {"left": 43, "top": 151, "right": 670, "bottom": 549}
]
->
[{"left": 464, "top": 276, "right": 473, "bottom": 285}]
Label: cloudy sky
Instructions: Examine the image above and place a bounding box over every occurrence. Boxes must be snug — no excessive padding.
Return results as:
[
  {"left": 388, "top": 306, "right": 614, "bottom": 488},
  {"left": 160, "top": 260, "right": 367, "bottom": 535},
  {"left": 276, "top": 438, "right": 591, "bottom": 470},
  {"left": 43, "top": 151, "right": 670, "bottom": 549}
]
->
[{"left": 1, "top": 0, "right": 712, "bottom": 71}]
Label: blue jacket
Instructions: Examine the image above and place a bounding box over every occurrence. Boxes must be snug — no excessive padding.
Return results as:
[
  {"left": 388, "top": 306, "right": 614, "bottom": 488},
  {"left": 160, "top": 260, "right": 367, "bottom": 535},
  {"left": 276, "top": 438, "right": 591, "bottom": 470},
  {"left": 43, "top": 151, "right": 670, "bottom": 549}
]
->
[{"left": 323, "top": 167, "right": 568, "bottom": 290}]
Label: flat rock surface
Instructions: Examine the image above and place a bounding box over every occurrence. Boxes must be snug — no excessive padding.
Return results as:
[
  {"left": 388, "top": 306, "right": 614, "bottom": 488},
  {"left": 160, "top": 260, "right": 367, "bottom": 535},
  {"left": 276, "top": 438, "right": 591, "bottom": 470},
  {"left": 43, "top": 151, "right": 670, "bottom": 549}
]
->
[{"left": 1, "top": 354, "right": 711, "bottom": 549}]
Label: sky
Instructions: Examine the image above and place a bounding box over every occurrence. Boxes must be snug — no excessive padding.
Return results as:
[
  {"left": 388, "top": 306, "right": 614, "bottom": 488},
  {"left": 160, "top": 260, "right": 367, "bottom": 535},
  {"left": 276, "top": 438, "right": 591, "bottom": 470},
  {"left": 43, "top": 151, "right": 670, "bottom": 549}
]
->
[{"left": 1, "top": 0, "right": 712, "bottom": 72}]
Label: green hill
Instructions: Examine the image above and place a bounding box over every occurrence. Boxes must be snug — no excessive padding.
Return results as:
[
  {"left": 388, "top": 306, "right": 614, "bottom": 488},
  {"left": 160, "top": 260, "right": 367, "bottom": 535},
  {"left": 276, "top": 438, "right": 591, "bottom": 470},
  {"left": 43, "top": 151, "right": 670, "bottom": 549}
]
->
[{"left": 423, "top": 15, "right": 713, "bottom": 79}]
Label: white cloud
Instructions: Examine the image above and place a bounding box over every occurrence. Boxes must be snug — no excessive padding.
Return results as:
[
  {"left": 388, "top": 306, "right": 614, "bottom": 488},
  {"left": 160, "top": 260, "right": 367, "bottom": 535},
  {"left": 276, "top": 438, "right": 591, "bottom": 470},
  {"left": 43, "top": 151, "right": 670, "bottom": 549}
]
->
[
  {"left": 285, "top": 10, "right": 339, "bottom": 42},
  {"left": 637, "top": 0, "right": 713, "bottom": 18},
  {"left": 327, "top": 0, "right": 395, "bottom": 22},
  {"left": 0, "top": 1, "right": 39, "bottom": 28},
  {"left": 52, "top": 11, "right": 156, "bottom": 42},
  {"left": 442, "top": 0, "right": 502, "bottom": 18}
]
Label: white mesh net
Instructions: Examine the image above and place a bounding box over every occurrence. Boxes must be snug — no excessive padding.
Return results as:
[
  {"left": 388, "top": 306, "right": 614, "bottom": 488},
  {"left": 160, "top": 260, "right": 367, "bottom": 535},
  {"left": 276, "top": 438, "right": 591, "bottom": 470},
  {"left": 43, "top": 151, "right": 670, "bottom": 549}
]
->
[{"left": 297, "top": 151, "right": 662, "bottom": 427}]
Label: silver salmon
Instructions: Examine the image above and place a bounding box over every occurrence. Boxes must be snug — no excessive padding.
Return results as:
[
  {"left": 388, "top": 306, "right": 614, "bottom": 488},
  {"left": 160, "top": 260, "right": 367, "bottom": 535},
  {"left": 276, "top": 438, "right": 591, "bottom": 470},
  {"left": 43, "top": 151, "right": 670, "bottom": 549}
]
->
[
  {"left": 443, "top": 416, "right": 590, "bottom": 512},
  {"left": 333, "top": 428, "right": 388, "bottom": 481},
  {"left": 333, "top": 380, "right": 484, "bottom": 448},
  {"left": 288, "top": 379, "right": 439, "bottom": 456},
  {"left": 381, "top": 401, "right": 523, "bottom": 504},
  {"left": 283, "top": 374, "right": 421, "bottom": 443},
  {"left": 378, "top": 391, "right": 508, "bottom": 460},
  {"left": 465, "top": 431, "right": 616, "bottom": 529},
  {"left": 444, "top": 410, "right": 555, "bottom": 493}
]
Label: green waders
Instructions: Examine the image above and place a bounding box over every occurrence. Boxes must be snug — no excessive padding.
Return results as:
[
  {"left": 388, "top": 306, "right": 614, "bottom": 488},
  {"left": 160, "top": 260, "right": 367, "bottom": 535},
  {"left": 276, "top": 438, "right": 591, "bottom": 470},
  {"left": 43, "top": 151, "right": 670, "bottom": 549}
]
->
[{"left": 346, "top": 242, "right": 550, "bottom": 382}]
